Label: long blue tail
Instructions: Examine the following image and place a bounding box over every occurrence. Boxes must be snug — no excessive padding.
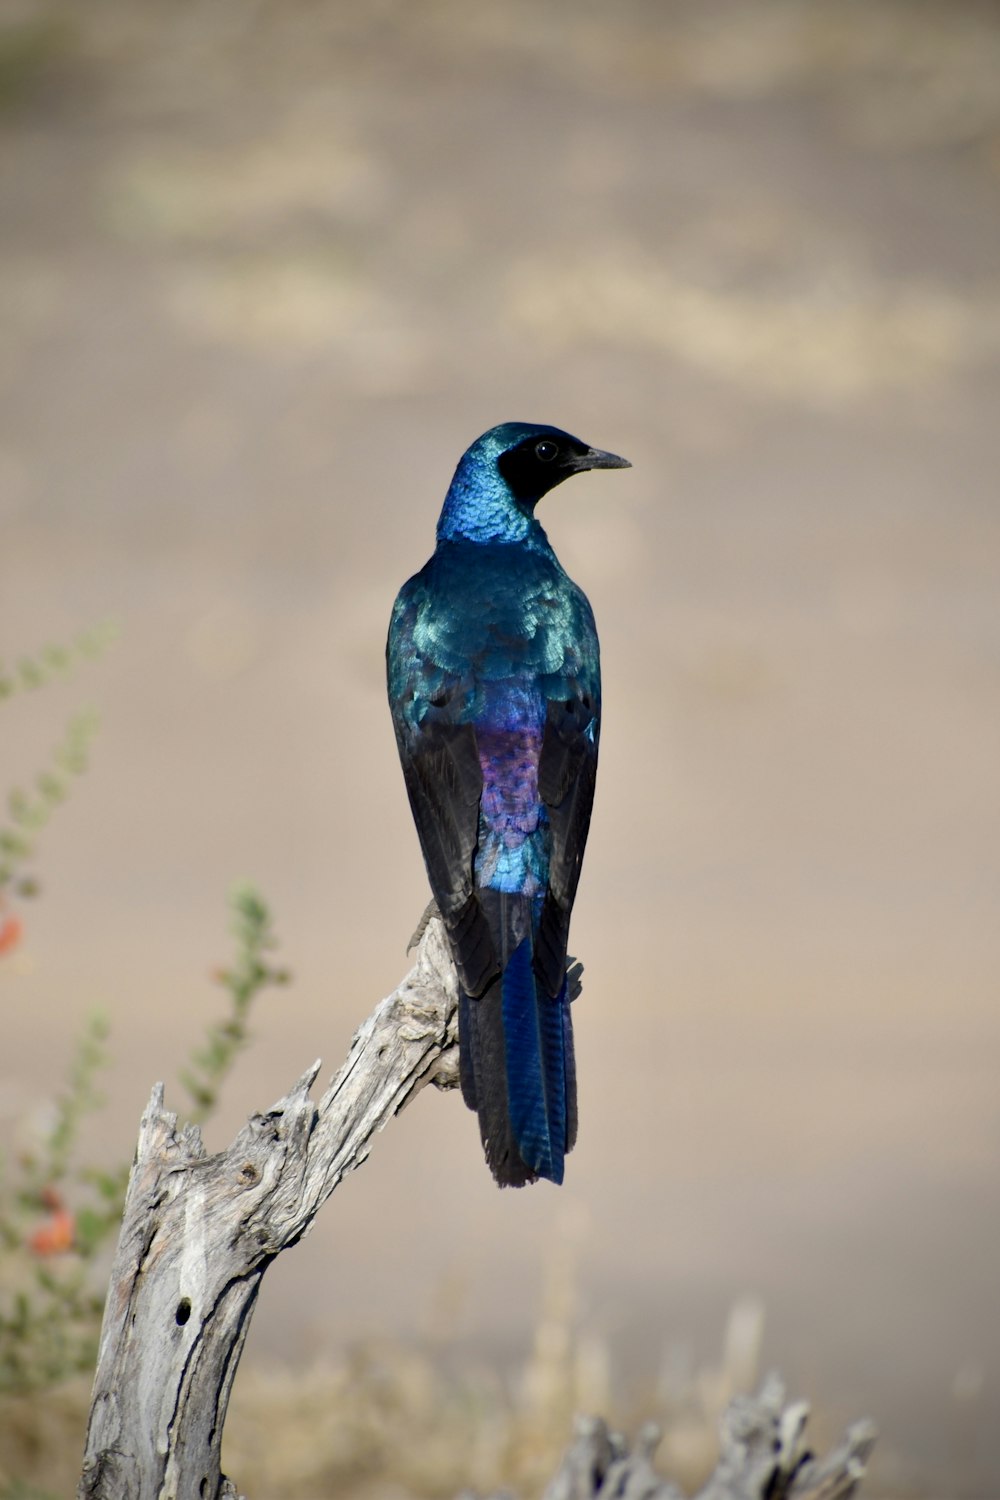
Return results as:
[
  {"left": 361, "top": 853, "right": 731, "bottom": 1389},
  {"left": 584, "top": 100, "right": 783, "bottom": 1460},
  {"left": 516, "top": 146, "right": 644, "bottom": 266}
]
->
[{"left": 459, "top": 931, "right": 576, "bottom": 1188}]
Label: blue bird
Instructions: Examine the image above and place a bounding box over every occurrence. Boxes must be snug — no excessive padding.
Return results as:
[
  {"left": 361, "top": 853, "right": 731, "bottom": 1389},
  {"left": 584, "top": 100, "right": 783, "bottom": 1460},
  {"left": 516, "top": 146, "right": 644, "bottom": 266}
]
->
[{"left": 387, "top": 423, "right": 630, "bottom": 1187}]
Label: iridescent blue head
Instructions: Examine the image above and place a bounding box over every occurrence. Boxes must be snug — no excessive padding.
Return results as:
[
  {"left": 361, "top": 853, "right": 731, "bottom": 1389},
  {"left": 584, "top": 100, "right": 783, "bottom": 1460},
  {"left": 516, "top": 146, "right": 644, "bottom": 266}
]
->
[{"left": 437, "top": 422, "right": 631, "bottom": 546}]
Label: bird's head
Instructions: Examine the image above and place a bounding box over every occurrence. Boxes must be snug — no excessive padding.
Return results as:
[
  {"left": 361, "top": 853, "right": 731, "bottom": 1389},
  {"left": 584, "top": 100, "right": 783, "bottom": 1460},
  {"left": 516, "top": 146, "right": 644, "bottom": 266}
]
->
[{"left": 439, "top": 423, "right": 631, "bottom": 545}]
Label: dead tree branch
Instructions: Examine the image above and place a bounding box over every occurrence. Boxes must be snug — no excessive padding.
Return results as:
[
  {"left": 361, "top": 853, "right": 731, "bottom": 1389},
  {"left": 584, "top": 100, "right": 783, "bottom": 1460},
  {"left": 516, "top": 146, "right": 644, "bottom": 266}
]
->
[
  {"left": 78, "top": 918, "right": 459, "bottom": 1500},
  {"left": 543, "top": 1377, "right": 877, "bottom": 1500},
  {"left": 78, "top": 917, "right": 876, "bottom": 1500}
]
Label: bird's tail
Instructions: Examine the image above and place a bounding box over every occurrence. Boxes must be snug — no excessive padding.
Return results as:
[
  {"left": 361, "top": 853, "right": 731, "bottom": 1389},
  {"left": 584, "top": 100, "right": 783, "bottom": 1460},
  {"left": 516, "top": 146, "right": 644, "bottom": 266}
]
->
[{"left": 459, "top": 921, "right": 577, "bottom": 1188}]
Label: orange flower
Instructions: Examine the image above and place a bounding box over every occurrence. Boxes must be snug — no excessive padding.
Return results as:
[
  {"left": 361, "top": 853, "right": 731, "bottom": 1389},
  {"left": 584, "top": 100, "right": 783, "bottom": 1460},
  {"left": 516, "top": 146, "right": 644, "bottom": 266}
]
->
[
  {"left": 0, "top": 912, "right": 23, "bottom": 956},
  {"left": 28, "top": 1206, "right": 76, "bottom": 1256}
]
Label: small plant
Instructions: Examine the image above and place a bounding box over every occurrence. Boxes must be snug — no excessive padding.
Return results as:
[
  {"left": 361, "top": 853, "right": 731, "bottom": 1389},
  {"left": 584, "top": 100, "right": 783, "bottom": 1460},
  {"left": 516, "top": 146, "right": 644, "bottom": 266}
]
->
[
  {"left": 0, "top": 883, "right": 289, "bottom": 1394},
  {"left": 181, "top": 882, "right": 292, "bottom": 1124},
  {"left": 0, "top": 623, "right": 117, "bottom": 703},
  {"left": 0, "top": 1014, "right": 123, "bottom": 1392},
  {"left": 0, "top": 709, "right": 100, "bottom": 895},
  {"left": 1, "top": 631, "right": 289, "bottom": 1395},
  {"left": 0, "top": 625, "right": 120, "bottom": 1389},
  {"left": 0, "top": 623, "right": 116, "bottom": 952}
]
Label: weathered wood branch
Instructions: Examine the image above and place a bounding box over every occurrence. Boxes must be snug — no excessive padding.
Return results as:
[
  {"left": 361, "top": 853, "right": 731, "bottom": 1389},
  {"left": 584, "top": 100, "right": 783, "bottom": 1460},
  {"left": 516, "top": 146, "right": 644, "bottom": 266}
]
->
[
  {"left": 543, "top": 1377, "right": 877, "bottom": 1500},
  {"left": 78, "top": 918, "right": 460, "bottom": 1500},
  {"left": 78, "top": 917, "right": 876, "bottom": 1500}
]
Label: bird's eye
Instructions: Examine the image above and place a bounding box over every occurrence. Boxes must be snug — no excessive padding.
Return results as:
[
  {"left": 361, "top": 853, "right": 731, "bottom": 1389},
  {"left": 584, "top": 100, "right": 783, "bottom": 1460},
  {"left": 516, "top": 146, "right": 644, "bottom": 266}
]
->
[{"left": 535, "top": 439, "right": 559, "bottom": 463}]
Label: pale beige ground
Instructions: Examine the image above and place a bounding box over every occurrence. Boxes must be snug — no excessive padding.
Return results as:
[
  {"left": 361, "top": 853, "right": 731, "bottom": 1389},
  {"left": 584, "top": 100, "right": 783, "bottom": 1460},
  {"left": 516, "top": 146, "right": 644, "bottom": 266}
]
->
[{"left": 2, "top": 2, "right": 1000, "bottom": 1495}]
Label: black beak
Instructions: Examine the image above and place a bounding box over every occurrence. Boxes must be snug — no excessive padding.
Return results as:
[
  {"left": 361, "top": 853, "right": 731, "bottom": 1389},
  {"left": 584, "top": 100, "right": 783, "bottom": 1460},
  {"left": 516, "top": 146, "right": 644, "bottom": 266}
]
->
[{"left": 571, "top": 445, "right": 632, "bottom": 473}]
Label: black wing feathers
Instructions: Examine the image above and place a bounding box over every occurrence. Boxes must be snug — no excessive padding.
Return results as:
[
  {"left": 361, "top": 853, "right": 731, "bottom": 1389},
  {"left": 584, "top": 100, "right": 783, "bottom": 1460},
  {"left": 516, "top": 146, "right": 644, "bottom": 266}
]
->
[
  {"left": 399, "top": 720, "right": 498, "bottom": 997},
  {"left": 535, "top": 694, "right": 599, "bottom": 997}
]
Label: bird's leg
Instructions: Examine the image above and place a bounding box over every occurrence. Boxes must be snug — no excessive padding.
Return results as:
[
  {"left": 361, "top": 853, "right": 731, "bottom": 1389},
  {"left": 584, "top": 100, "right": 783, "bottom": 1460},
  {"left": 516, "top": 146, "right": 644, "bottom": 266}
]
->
[{"left": 407, "top": 898, "right": 441, "bottom": 953}]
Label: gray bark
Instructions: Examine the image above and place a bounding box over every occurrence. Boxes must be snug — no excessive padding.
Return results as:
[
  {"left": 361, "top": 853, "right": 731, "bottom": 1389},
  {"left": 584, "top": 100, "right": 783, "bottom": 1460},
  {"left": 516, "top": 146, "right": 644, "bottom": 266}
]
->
[
  {"left": 78, "top": 917, "right": 876, "bottom": 1500},
  {"left": 78, "top": 918, "right": 459, "bottom": 1500},
  {"left": 543, "top": 1378, "right": 877, "bottom": 1500}
]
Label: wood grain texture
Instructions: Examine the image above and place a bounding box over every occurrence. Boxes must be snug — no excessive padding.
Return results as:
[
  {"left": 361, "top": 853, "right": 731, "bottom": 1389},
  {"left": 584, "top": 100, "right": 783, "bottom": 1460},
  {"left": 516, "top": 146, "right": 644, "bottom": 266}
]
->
[{"left": 78, "top": 918, "right": 459, "bottom": 1500}]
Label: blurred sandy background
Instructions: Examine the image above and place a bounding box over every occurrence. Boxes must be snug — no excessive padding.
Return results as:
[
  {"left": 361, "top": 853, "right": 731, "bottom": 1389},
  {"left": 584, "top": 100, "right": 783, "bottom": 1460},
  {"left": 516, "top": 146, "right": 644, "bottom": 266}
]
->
[{"left": 2, "top": 0, "right": 1000, "bottom": 1494}]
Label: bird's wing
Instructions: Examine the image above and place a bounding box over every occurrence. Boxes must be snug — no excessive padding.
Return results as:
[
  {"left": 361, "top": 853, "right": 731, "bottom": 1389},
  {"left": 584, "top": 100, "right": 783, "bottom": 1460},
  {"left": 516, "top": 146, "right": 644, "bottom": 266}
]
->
[
  {"left": 535, "top": 585, "right": 601, "bottom": 999},
  {"left": 387, "top": 579, "right": 497, "bottom": 996}
]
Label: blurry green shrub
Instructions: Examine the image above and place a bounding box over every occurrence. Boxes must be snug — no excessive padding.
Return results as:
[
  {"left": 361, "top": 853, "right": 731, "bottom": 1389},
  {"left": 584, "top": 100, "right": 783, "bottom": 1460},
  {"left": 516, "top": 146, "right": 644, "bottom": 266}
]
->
[
  {"left": 0, "top": 623, "right": 117, "bottom": 911},
  {"left": 0, "top": 884, "right": 288, "bottom": 1396},
  {"left": 181, "top": 882, "right": 291, "bottom": 1124},
  {"left": 0, "top": 633, "right": 289, "bottom": 1399},
  {"left": 0, "top": 1014, "right": 122, "bottom": 1393}
]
